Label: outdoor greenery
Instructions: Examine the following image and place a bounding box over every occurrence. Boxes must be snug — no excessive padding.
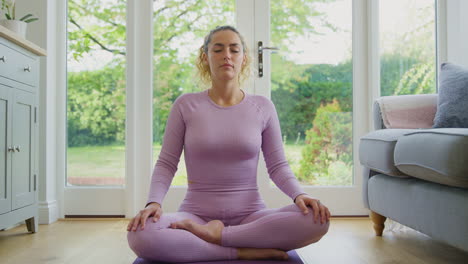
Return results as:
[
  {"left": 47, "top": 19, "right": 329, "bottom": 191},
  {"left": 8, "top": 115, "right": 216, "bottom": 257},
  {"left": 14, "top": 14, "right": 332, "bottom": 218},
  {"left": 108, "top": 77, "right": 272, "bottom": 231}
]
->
[{"left": 67, "top": 0, "right": 436, "bottom": 186}]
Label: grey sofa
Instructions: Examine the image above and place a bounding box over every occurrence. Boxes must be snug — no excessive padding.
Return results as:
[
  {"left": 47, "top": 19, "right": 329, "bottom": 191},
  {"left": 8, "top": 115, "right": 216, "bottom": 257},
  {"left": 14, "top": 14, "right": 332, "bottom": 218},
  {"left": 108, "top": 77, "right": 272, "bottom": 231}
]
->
[{"left": 359, "top": 94, "right": 468, "bottom": 252}]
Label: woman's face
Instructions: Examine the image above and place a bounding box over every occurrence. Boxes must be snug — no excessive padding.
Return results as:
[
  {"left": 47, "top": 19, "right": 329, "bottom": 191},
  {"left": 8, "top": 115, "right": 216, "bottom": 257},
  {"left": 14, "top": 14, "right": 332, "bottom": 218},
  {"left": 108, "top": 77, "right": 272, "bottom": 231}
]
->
[{"left": 204, "top": 30, "right": 246, "bottom": 83}]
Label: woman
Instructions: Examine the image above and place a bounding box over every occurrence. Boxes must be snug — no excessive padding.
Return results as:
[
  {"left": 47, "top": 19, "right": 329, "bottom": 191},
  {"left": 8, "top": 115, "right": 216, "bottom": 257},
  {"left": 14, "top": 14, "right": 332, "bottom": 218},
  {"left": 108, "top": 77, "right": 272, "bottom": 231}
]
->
[{"left": 127, "top": 25, "right": 330, "bottom": 262}]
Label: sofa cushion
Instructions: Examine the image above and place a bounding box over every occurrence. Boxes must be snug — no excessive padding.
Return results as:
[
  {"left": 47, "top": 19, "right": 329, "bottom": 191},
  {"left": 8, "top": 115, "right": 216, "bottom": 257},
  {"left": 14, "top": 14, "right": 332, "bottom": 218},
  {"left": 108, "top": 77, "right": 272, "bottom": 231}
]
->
[
  {"left": 395, "top": 128, "right": 468, "bottom": 188},
  {"left": 433, "top": 63, "right": 468, "bottom": 128},
  {"left": 360, "top": 129, "right": 419, "bottom": 177}
]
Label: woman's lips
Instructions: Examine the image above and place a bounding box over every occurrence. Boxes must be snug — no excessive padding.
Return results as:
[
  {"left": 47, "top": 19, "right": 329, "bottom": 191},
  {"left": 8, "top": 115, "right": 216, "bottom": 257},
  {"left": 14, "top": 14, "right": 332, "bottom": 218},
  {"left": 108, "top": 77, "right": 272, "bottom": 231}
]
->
[{"left": 221, "top": 63, "right": 233, "bottom": 68}]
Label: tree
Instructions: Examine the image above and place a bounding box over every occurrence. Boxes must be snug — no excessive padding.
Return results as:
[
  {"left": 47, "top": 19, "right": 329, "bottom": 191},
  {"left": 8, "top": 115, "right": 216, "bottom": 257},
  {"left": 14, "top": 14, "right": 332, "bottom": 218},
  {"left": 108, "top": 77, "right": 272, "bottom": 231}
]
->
[
  {"left": 379, "top": 1, "right": 436, "bottom": 96},
  {"left": 298, "top": 99, "right": 352, "bottom": 185},
  {"left": 67, "top": 66, "right": 126, "bottom": 146},
  {"left": 67, "top": 0, "right": 337, "bottom": 146},
  {"left": 272, "top": 61, "right": 352, "bottom": 142}
]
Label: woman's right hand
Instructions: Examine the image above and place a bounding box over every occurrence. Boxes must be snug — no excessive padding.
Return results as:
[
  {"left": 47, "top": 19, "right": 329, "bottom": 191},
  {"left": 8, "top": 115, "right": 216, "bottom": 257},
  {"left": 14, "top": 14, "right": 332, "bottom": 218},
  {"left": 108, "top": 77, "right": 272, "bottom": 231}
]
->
[{"left": 127, "top": 202, "right": 162, "bottom": 231}]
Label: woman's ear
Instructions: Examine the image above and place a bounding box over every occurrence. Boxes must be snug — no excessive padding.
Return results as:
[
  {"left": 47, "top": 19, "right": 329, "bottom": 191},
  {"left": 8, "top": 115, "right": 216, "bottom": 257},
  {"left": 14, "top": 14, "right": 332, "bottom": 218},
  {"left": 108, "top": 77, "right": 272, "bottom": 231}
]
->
[
  {"left": 242, "top": 54, "right": 247, "bottom": 65},
  {"left": 202, "top": 52, "right": 208, "bottom": 65}
]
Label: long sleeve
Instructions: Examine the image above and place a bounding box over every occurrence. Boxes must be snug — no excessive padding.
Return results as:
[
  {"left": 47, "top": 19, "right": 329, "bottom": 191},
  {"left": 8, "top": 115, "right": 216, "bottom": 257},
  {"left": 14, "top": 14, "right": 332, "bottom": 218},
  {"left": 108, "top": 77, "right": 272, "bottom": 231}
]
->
[
  {"left": 147, "top": 96, "right": 186, "bottom": 205},
  {"left": 261, "top": 99, "right": 307, "bottom": 201}
]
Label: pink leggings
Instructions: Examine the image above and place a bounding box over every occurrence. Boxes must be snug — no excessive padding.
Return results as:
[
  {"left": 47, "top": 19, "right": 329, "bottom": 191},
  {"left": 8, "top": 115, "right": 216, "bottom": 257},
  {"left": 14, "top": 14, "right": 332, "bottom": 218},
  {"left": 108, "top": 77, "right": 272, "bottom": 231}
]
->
[{"left": 127, "top": 204, "right": 329, "bottom": 262}]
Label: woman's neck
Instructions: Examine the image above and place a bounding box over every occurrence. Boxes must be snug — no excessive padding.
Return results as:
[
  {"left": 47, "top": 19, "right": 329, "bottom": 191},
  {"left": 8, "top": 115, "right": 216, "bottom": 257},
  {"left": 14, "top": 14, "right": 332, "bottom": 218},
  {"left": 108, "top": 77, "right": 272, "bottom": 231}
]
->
[{"left": 208, "top": 82, "right": 244, "bottom": 107}]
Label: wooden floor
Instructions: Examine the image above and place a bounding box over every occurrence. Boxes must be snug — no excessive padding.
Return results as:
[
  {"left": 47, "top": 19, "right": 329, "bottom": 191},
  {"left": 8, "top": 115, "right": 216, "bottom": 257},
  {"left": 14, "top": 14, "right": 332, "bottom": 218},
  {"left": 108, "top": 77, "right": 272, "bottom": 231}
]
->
[{"left": 0, "top": 218, "right": 467, "bottom": 264}]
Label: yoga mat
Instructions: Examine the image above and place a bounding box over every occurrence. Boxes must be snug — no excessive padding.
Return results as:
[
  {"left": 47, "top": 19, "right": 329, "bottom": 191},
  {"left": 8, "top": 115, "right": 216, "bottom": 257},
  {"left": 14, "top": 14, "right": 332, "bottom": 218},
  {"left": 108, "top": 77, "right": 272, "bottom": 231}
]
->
[{"left": 133, "top": 250, "right": 303, "bottom": 264}]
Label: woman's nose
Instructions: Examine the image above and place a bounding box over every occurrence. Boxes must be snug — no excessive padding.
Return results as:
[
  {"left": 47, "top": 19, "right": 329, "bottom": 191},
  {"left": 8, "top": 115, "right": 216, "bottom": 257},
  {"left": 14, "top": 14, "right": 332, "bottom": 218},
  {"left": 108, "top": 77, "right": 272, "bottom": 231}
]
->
[{"left": 223, "top": 50, "right": 232, "bottom": 60}]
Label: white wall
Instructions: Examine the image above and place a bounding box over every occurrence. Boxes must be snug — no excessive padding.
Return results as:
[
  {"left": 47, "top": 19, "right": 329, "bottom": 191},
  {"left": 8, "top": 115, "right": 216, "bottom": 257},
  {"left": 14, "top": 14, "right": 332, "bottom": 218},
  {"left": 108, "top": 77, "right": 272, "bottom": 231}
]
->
[
  {"left": 15, "top": 0, "right": 64, "bottom": 224},
  {"left": 446, "top": 0, "right": 468, "bottom": 67}
]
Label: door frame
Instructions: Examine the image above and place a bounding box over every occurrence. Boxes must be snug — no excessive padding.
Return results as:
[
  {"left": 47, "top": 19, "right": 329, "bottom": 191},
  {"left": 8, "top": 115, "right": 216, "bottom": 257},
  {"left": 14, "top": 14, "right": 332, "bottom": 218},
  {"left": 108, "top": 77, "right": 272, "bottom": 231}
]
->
[
  {"left": 244, "top": 0, "right": 370, "bottom": 215},
  {"left": 56, "top": 0, "right": 447, "bottom": 218},
  {"left": 60, "top": 0, "right": 154, "bottom": 217}
]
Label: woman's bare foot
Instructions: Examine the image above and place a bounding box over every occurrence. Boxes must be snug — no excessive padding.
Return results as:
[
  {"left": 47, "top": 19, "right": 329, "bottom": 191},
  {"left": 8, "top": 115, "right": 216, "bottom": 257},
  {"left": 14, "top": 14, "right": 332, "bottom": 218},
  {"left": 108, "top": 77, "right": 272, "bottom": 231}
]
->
[
  {"left": 237, "top": 248, "right": 289, "bottom": 260},
  {"left": 170, "top": 219, "right": 224, "bottom": 245}
]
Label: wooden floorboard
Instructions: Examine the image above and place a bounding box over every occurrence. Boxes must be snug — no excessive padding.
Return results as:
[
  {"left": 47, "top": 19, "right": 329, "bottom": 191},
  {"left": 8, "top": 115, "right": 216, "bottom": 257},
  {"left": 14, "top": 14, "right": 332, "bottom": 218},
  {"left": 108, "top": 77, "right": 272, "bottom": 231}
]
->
[
  {"left": 297, "top": 218, "right": 468, "bottom": 264},
  {"left": 0, "top": 218, "right": 467, "bottom": 264}
]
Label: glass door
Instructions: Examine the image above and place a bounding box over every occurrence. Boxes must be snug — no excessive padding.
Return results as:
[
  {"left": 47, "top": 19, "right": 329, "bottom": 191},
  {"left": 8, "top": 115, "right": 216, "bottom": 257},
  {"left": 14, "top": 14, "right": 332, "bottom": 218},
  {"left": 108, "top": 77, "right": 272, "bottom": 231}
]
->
[
  {"left": 65, "top": 0, "right": 238, "bottom": 216},
  {"left": 64, "top": 0, "right": 369, "bottom": 216},
  {"left": 253, "top": 0, "right": 367, "bottom": 215},
  {"left": 152, "top": 0, "right": 237, "bottom": 212},
  {"left": 65, "top": 0, "right": 128, "bottom": 216}
]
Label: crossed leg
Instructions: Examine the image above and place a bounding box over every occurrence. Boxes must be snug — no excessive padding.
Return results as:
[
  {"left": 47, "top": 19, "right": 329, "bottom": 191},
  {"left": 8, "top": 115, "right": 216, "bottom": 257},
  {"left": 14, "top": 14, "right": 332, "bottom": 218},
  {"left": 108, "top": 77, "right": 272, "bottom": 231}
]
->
[
  {"left": 128, "top": 211, "right": 289, "bottom": 262},
  {"left": 171, "top": 204, "right": 329, "bottom": 253},
  {"left": 127, "top": 212, "right": 236, "bottom": 262}
]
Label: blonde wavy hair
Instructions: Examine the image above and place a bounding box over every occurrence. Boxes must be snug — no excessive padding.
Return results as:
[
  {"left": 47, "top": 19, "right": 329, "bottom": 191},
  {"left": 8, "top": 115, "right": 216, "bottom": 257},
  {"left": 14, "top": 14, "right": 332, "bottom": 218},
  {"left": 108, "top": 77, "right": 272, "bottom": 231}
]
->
[{"left": 196, "top": 26, "right": 251, "bottom": 87}]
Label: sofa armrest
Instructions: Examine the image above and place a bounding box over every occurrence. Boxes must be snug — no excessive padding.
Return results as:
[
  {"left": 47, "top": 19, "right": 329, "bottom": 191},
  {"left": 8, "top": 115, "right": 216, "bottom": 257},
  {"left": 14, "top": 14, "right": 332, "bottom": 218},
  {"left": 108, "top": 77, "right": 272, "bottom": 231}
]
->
[{"left": 374, "top": 94, "right": 438, "bottom": 130}]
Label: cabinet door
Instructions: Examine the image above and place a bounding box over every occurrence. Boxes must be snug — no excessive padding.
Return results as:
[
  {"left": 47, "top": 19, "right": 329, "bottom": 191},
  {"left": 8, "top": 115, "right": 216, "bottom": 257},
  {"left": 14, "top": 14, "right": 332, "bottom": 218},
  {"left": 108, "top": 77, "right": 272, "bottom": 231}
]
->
[
  {"left": 11, "top": 89, "right": 35, "bottom": 210},
  {"left": 0, "top": 84, "right": 11, "bottom": 214}
]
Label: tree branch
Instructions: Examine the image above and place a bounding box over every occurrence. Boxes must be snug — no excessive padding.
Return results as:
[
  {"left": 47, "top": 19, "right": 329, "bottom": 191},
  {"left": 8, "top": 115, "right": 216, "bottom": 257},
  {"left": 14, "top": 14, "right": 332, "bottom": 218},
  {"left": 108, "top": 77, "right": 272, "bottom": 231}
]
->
[
  {"left": 70, "top": 1, "right": 123, "bottom": 28},
  {"left": 160, "top": 13, "right": 204, "bottom": 48},
  {"left": 69, "top": 16, "right": 126, "bottom": 56}
]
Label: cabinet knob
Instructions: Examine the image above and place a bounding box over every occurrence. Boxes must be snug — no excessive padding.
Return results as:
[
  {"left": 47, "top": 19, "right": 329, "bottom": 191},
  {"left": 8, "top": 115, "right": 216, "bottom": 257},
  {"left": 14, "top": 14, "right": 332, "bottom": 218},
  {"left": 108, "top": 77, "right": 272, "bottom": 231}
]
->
[
  {"left": 0, "top": 56, "right": 5, "bottom": 62},
  {"left": 24, "top": 65, "right": 31, "bottom": 72},
  {"left": 7, "top": 146, "right": 15, "bottom": 152},
  {"left": 15, "top": 146, "right": 21, "bottom": 152}
]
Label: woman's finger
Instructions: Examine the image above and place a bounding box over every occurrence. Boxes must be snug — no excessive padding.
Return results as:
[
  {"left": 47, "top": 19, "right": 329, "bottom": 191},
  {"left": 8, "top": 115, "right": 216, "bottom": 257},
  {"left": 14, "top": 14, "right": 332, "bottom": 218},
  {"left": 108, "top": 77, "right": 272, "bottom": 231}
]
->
[
  {"left": 127, "top": 218, "right": 135, "bottom": 231},
  {"left": 131, "top": 213, "right": 142, "bottom": 231},
  {"left": 153, "top": 208, "right": 162, "bottom": 222},
  {"left": 140, "top": 210, "right": 152, "bottom": 230},
  {"left": 320, "top": 204, "right": 327, "bottom": 224},
  {"left": 311, "top": 200, "right": 320, "bottom": 223},
  {"left": 297, "top": 199, "right": 308, "bottom": 215}
]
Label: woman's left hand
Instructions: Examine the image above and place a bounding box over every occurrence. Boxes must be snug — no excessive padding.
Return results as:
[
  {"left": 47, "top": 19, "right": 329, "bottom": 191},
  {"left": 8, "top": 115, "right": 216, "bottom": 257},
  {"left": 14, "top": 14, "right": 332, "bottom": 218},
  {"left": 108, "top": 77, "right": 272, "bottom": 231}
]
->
[{"left": 294, "top": 194, "right": 330, "bottom": 224}]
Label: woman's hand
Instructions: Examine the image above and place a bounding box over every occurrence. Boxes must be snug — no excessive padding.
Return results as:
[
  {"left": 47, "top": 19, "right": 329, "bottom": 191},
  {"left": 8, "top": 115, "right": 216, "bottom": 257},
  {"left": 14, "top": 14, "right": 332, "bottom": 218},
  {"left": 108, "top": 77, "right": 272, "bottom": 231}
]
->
[
  {"left": 294, "top": 194, "right": 330, "bottom": 224},
  {"left": 127, "top": 202, "right": 163, "bottom": 232}
]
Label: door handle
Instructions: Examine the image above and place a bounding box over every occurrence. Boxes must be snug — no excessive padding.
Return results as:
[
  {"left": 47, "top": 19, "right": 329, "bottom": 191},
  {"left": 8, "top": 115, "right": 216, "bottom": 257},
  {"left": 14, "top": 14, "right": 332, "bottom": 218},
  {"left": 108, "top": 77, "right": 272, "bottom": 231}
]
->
[
  {"left": 15, "top": 146, "right": 21, "bottom": 152},
  {"left": 258, "top": 41, "right": 279, "bottom": 78},
  {"left": 7, "top": 146, "right": 15, "bottom": 152}
]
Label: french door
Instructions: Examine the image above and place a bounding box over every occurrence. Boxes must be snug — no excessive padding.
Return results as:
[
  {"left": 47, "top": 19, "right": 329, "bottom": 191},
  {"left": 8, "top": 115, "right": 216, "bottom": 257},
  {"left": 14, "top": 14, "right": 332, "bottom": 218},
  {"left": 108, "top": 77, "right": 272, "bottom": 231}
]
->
[
  {"left": 239, "top": 0, "right": 367, "bottom": 215},
  {"left": 162, "top": 0, "right": 368, "bottom": 216},
  {"left": 63, "top": 0, "right": 368, "bottom": 217}
]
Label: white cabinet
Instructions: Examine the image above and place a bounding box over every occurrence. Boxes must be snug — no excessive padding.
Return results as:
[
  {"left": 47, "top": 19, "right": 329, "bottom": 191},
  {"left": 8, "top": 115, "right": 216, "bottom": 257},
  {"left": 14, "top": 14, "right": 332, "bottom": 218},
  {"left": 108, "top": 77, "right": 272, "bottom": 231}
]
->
[{"left": 0, "top": 35, "right": 41, "bottom": 232}]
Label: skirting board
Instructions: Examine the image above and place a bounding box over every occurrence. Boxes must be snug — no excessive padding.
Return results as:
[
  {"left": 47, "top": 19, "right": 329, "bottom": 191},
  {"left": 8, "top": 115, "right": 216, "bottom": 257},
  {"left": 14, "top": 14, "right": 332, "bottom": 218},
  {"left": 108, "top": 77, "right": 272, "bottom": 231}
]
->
[{"left": 38, "top": 200, "right": 58, "bottom": 224}]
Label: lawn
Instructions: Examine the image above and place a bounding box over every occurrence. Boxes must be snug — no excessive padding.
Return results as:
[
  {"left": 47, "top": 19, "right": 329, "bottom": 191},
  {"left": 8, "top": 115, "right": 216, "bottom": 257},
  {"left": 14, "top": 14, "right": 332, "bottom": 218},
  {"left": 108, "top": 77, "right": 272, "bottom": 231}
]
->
[{"left": 66, "top": 143, "right": 304, "bottom": 186}]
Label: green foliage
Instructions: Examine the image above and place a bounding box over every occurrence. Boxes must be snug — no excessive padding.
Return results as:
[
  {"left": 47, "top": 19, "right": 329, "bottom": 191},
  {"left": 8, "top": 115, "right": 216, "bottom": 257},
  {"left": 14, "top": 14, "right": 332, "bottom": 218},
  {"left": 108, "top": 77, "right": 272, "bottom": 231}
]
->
[
  {"left": 67, "top": 66, "right": 126, "bottom": 147},
  {"left": 380, "top": 2, "right": 436, "bottom": 96},
  {"left": 67, "top": 0, "right": 336, "bottom": 146},
  {"left": 18, "top": 14, "right": 36, "bottom": 23},
  {"left": 272, "top": 61, "right": 352, "bottom": 142},
  {"left": 380, "top": 53, "right": 419, "bottom": 96},
  {"left": 1, "top": 0, "right": 39, "bottom": 22},
  {"left": 298, "top": 100, "right": 352, "bottom": 184},
  {"left": 270, "top": 0, "right": 336, "bottom": 47},
  {"left": 380, "top": 53, "right": 435, "bottom": 96},
  {"left": 394, "top": 61, "right": 435, "bottom": 95}
]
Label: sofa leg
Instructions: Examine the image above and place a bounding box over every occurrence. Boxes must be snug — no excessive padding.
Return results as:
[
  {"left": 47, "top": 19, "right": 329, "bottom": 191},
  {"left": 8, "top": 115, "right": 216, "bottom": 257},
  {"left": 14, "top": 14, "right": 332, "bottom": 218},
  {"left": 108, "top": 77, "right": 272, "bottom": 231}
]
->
[{"left": 370, "top": 211, "right": 386, "bottom": 236}]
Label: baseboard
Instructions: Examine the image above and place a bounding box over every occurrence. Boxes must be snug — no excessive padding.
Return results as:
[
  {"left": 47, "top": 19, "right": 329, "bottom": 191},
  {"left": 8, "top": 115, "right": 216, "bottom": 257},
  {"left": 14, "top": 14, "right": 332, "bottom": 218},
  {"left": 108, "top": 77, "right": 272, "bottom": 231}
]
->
[{"left": 38, "top": 200, "right": 58, "bottom": 224}]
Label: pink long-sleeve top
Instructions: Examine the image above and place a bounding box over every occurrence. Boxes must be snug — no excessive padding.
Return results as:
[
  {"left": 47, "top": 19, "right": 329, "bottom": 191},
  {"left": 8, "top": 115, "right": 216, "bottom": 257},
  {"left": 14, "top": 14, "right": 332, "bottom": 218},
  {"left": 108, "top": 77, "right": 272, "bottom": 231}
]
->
[{"left": 147, "top": 89, "right": 305, "bottom": 208}]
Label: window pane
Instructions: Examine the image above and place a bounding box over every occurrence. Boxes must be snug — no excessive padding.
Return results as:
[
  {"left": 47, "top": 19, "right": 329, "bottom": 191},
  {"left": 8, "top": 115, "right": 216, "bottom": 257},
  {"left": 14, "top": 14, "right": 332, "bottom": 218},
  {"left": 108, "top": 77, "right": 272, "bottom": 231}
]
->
[
  {"left": 380, "top": 0, "right": 436, "bottom": 96},
  {"left": 152, "top": 0, "right": 236, "bottom": 186},
  {"left": 270, "top": 0, "right": 353, "bottom": 186},
  {"left": 67, "top": 0, "right": 126, "bottom": 186}
]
